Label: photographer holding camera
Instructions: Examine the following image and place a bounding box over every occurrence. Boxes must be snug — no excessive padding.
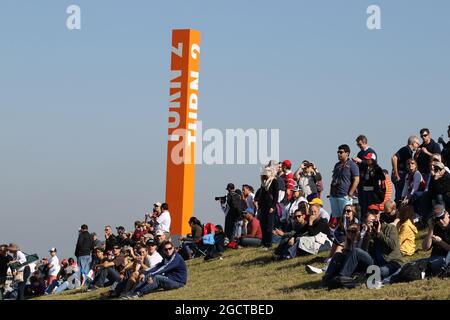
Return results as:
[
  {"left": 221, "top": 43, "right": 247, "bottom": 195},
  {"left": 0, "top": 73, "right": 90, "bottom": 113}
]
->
[
  {"left": 217, "top": 183, "right": 244, "bottom": 242},
  {"left": 335, "top": 204, "right": 403, "bottom": 282},
  {"left": 420, "top": 204, "right": 450, "bottom": 275}
]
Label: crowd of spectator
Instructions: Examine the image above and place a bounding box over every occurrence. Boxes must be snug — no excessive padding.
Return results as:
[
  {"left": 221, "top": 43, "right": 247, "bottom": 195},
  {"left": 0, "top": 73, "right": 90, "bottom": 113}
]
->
[{"left": 1, "top": 126, "right": 449, "bottom": 299}]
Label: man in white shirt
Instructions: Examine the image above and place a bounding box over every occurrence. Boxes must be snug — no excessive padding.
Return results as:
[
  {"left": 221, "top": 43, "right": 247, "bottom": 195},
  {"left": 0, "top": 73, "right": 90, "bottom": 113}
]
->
[
  {"left": 47, "top": 247, "right": 61, "bottom": 284},
  {"left": 156, "top": 203, "right": 172, "bottom": 236}
]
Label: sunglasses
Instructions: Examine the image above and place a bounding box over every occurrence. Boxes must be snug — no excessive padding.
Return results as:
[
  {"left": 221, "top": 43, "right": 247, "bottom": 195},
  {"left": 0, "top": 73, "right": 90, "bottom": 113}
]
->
[
  {"left": 348, "top": 229, "right": 358, "bottom": 234},
  {"left": 421, "top": 134, "right": 429, "bottom": 138},
  {"left": 337, "top": 151, "right": 346, "bottom": 154},
  {"left": 434, "top": 215, "right": 445, "bottom": 222},
  {"left": 294, "top": 215, "right": 303, "bottom": 219},
  {"left": 139, "top": 251, "right": 146, "bottom": 254},
  {"left": 344, "top": 209, "right": 353, "bottom": 213},
  {"left": 164, "top": 247, "right": 174, "bottom": 252}
]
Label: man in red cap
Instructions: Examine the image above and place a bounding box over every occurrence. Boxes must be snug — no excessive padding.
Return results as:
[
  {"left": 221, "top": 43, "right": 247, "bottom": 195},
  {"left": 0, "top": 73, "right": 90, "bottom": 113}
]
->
[
  {"left": 357, "top": 152, "right": 386, "bottom": 220},
  {"left": 281, "top": 160, "right": 295, "bottom": 202}
]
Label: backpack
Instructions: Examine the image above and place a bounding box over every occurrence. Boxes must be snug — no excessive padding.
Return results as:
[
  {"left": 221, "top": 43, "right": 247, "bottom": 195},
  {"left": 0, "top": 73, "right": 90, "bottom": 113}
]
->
[
  {"left": 390, "top": 261, "right": 428, "bottom": 284},
  {"left": 227, "top": 241, "right": 239, "bottom": 249}
]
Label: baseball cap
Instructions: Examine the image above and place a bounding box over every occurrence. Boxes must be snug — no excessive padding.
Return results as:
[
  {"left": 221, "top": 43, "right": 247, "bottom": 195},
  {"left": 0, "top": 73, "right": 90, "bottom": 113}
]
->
[
  {"left": 433, "top": 162, "right": 445, "bottom": 170},
  {"left": 364, "top": 153, "right": 377, "bottom": 161},
  {"left": 49, "top": 247, "right": 57, "bottom": 253},
  {"left": 226, "top": 183, "right": 235, "bottom": 191},
  {"left": 309, "top": 198, "right": 324, "bottom": 207},
  {"left": 146, "top": 239, "right": 157, "bottom": 247},
  {"left": 116, "top": 226, "right": 125, "bottom": 232},
  {"left": 80, "top": 224, "right": 88, "bottom": 230},
  {"left": 293, "top": 185, "right": 301, "bottom": 192},
  {"left": 433, "top": 204, "right": 446, "bottom": 218},
  {"left": 282, "top": 160, "right": 292, "bottom": 169},
  {"left": 155, "top": 230, "right": 165, "bottom": 237},
  {"left": 245, "top": 207, "right": 255, "bottom": 215},
  {"left": 154, "top": 202, "right": 162, "bottom": 207},
  {"left": 368, "top": 204, "right": 380, "bottom": 212}
]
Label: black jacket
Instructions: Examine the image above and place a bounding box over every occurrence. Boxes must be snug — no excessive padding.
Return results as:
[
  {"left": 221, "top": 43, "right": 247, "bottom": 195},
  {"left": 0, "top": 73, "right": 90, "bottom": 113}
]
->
[
  {"left": 75, "top": 231, "right": 94, "bottom": 257},
  {"left": 304, "top": 218, "right": 331, "bottom": 238}
]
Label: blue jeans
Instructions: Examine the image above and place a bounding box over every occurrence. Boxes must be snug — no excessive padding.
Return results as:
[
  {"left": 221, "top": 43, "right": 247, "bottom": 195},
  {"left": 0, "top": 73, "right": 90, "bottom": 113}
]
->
[
  {"left": 417, "top": 256, "right": 447, "bottom": 275},
  {"left": 239, "top": 237, "right": 262, "bottom": 247},
  {"left": 45, "top": 279, "right": 61, "bottom": 294},
  {"left": 135, "top": 275, "right": 184, "bottom": 295},
  {"left": 340, "top": 248, "right": 400, "bottom": 279},
  {"left": 77, "top": 255, "right": 92, "bottom": 283}
]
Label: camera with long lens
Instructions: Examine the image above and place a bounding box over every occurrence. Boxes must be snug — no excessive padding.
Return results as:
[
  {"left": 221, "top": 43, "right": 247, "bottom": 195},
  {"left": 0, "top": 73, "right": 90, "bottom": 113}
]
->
[{"left": 215, "top": 196, "right": 227, "bottom": 202}]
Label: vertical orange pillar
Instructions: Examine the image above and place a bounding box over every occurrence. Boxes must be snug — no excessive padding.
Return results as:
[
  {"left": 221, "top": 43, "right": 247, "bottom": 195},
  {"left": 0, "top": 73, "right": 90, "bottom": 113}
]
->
[{"left": 165, "top": 29, "right": 201, "bottom": 237}]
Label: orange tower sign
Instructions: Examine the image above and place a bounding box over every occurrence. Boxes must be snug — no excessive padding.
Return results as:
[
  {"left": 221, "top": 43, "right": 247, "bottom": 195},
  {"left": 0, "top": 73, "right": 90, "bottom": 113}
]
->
[{"left": 165, "top": 29, "right": 201, "bottom": 236}]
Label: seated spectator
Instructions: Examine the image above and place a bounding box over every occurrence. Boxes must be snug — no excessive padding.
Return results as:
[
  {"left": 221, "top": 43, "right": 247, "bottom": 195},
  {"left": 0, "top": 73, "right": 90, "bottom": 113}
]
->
[
  {"left": 51, "top": 258, "right": 80, "bottom": 295},
  {"left": 155, "top": 230, "right": 167, "bottom": 256},
  {"left": 380, "top": 200, "right": 398, "bottom": 225},
  {"left": 321, "top": 223, "right": 361, "bottom": 287},
  {"left": 273, "top": 205, "right": 330, "bottom": 260},
  {"left": 204, "top": 225, "right": 227, "bottom": 261},
  {"left": 401, "top": 159, "right": 426, "bottom": 216},
  {"left": 237, "top": 209, "right": 263, "bottom": 247},
  {"left": 273, "top": 209, "right": 308, "bottom": 260},
  {"left": 89, "top": 245, "right": 129, "bottom": 290},
  {"left": 309, "top": 198, "right": 330, "bottom": 222},
  {"left": 125, "top": 241, "right": 187, "bottom": 299},
  {"left": 26, "top": 270, "right": 46, "bottom": 297},
  {"left": 116, "top": 226, "right": 132, "bottom": 247},
  {"left": 321, "top": 204, "right": 360, "bottom": 271},
  {"left": 333, "top": 208, "right": 403, "bottom": 282},
  {"left": 428, "top": 162, "right": 450, "bottom": 211},
  {"left": 179, "top": 217, "right": 205, "bottom": 260},
  {"left": 395, "top": 205, "right": 418, "bottom": 256},
  {"left": 104, "top": 226, "right": 118, "bottom": 252},
  {"left": 281, "top": 187, "right": 308, "bottom": 231},
  {"left": 419, "top": 205, "right": 450, "bottom": 276}
]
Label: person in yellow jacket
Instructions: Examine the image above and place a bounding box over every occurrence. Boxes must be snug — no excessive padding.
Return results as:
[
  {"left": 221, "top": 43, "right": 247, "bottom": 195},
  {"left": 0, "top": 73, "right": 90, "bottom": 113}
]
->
[{"left": 395, "top": 205, "right": 418, "bottom": 256}]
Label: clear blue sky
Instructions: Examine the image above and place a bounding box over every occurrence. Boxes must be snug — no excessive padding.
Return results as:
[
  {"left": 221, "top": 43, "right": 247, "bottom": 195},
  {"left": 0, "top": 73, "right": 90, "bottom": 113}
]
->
[{"left": 1, "top": 0, "right": 449, "bottom": 259}]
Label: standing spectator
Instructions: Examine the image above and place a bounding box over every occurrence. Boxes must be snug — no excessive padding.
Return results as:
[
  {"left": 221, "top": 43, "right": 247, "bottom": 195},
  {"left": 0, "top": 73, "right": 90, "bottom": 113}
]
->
[
  {"left": 295, "top": 161, "right": 320, "bottom": 200},
  {"left": 7, "top": 243, "right": 30, "bottom": 300},
  {"left": 357, "top": 153, "right": 386, "bottom": 219},
  {"left": 238, "top": 209, "right": 263, "bottom": 247},
  {"left": 392, "top": 136, "right": 421, "bottom": 203},
  {"left": 281, "top": 160, "right": 296, "bottom": 201},
  {"left": 0, "top": 244, "right": 12, "bottom": 300},
  {"left": 353, "top": 134, "right": 378, "bottom": 167},
  {"left": 220, "top": 183, "right": 244, "bottom": 242},
  {"left": 155, "top": 203, "right": 172, "bottom": 239},
  {"left": 329, "top": 144, "right": 360, "bottom": 226},
  {"left": 438, "top": 125, "right": 450, "bottom": 168},
  {"left": 47, "top": 248, "right": 60, "bottom": 285},
  {"left": 415, "top": 128, "right": 441, "bottom": 179},
  {"left": 380, "top": 169, "right": 394, "bottom": 211},
  {"left": 75, "top": 224, "right": 93, "bottom": 287},
  {"left": 104, "top": 225, "right": 118, "bottom": 252},
  {"left": 256, "top": 167, "right": 280, "bottom": 249},
  {"left": 242, "top": 184, "right": 256, "bottom": 212},
  {"left": 420, "top": 205, "right": 450, "bottom": 275}
]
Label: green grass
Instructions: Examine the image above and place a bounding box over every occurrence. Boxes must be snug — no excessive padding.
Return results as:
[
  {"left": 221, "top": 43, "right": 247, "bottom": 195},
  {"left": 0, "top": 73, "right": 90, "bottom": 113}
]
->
[{"left": 35, "top": 231, "right": 450, "bottom": 300}]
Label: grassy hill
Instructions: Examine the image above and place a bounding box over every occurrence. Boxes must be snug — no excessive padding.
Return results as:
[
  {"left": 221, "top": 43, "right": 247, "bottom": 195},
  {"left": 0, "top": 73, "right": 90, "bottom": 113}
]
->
[{"left": 36, "top": 231, "right": 450, "bottom": 301}]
